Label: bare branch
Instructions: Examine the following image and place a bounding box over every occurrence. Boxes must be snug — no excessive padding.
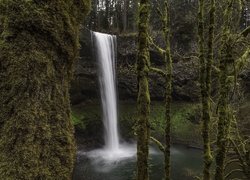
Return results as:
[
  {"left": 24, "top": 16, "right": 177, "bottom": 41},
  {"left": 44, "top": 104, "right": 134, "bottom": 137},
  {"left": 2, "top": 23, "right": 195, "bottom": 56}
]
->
[
  {"left": 226, "top": 159, "right": 240, "bottom": 167},
  {"left": 241, "top": 26, "right": 250, "bottom": 37},
  {"left": 225, "top": 169, "right": 244, "bottom": 179}
]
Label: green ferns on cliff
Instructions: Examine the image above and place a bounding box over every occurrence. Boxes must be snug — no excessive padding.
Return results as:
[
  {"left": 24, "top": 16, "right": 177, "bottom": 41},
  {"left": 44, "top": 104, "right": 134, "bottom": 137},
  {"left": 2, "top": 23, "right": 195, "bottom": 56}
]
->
[{"left": 0, "top": 0, "right": 90, "bottom": 179}]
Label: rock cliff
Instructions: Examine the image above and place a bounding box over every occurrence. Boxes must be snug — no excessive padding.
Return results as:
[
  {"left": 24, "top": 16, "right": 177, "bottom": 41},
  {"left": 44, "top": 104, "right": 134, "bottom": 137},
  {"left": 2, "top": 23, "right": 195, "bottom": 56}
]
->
[{"left": 70, "top": 30, "right": 250, "bottom": 105}]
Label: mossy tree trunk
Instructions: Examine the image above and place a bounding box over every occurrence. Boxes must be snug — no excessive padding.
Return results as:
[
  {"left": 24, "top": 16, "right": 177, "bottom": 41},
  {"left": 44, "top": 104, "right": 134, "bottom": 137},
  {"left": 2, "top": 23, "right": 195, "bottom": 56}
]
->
[
  {"left": 215, "top": 1, "right": 234, "bottom": 179},
  {"left": 136, "top": 0, "right": 151, "bottom": 179},
  {"left": 198, "top": 0, "right": 214, "bottom": 179},
  {"left": 213, "top": 1, "right": 250, "bottom": 179},
  {"left": 0, "top": 0, "right": 90, "bottom": 179},
  {"left": 163, "top": 1, "right": 172, "bottom": 179},
  {"left": 215, "top": 38, "right": 232, "bottom": 180},
  {"left": 148, "top": 0, "right": 172, "bottom": 179}
]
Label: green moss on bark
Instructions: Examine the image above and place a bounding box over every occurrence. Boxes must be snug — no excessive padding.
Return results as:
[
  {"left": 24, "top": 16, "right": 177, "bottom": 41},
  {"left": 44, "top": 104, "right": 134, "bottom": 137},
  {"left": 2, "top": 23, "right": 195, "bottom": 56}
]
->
[
  {"left": 198, "top": 0, "right": 214, "bottom": 179},
  {"left": 136, "top": 0, "right": 151, "bottom": 180},
  {"left": 162, "top": 1, "right": 172, "bottom": 180},
  {"left": 215, "top": 1, "right": 234, "bottom": 179},
  {"left": 0, "top": 0, "right": 90, "bottom": 179}
]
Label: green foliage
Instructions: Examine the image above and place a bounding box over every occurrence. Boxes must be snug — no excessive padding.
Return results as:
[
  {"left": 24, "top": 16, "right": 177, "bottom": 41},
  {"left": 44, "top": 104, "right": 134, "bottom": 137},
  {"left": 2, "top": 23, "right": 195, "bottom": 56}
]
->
[
  {"left": 78, "top": 102, "right": 202, "bottom": 145},
  {"left": 150, "top": 102, "right": 202, "bottom": 145},
  {"left": 71, "top": 104, "right": 102, "bottom": 134},
  {"left": 71, "top": 112, "right": 85, "bottom": 130}
]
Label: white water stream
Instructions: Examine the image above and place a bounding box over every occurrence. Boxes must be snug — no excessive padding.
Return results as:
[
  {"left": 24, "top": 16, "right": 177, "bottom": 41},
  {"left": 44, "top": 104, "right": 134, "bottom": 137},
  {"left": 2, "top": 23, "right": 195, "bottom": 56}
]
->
[
  {"left": 87, "top": 32, "right": 136, "bottom": 162},
  {"left": 93, "top": 32, "right": 119, "bottom": 151}
]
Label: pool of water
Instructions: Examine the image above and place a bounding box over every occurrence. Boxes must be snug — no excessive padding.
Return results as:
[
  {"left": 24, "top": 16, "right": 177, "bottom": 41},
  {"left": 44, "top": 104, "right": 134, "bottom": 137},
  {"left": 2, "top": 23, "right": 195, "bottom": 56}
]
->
[{"left": 73, "top": 145, "right": 203, "bottom": 180}]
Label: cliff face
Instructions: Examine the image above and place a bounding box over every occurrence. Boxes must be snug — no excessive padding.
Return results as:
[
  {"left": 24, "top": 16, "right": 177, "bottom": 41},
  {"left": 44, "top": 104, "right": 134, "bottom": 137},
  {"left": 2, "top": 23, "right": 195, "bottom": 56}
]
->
[
  {"left": 71, "top": 31, "right": 200, "bottom": 104},
  {"left": 70, "top": 31, "right": 250, "bottom": 105},
  {"left": 117, "top": 43, "right": 200, "bottom": 102},
  {"left": 70, "top": 30, "right": 99, "bottom": 105}
]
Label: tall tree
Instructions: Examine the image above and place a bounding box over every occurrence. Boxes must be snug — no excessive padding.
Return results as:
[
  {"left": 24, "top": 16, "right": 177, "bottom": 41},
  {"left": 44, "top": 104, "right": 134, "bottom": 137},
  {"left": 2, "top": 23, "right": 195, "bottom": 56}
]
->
[
  {"left": 122, "top": 0, "right": 129, "bottom": 32},
  {"left": 148, "top": 0, "right": 173, "bottom": 179},
  {"left": 132, "top": 0, "right": 139, "bottom": 32},
  {"left": 198, "top": 0, "right": 214, "bottom": 179},
  {"left": 162, "top": 1, "right": 172, "bottom": 179},
  {"left": 0, "top": 0, "right": 90, "bottom": 179},
  {"left": 215, "top": 1, "right": 234, "bottom": 179},
  {"left": 136, "top": 0, "right": 151, "bottom": 179},
  {"left": 104, "top": 0, "right": 110, "bottom": 29},
  {"left": 214, "top": 1, "right": 250, "bottom": 179},
  {"left": 89, "top": 0, "right": 98, "bottom": 30}
]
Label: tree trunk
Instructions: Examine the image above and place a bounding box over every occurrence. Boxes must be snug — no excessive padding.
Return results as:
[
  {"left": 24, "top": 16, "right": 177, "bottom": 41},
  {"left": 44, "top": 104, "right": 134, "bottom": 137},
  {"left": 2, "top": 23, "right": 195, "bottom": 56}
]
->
[
  {"left": 105, "top": 0, "right": 110, "bottom": 30},
  {"left": 215, "top": 1, "right": 233, "bottom": 179},
  {"left": 163, "top": 1, "right": 172, "bottom": 180},
  {"left": 136, "top": 0, "right": 150, "bottom": 179},
  {"left": 91, "top": 0, "right": 98, "bottom": 30},
  {"left": 122, "top": 0, "right": 129, "bottom": 32},
  {"left": 215, "top": 42, "right": 231, "bottom": 180},
  {"left": 0, "top": 0, "right": 90, "bottom": 179},
  {"left": 198, "top": 0, "right": 214, "bottom": 179},
  {"left": 147, "top": 1, "right": 172, "bottom": 179},
  {"left": 132, "top": 0, "right": 139, "bottom": 32}
]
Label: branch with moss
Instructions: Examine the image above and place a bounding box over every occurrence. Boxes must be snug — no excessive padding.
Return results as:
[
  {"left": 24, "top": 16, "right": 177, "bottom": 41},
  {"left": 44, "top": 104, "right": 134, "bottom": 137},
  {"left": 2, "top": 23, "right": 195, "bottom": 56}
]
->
[
  {"left": 148, "top": 35, "right": 165, "bottom": 55},
  {"left": 236, "top": 47, "right": 250, "bottom": 72},
  {"left": 148, "top": 1, "right": 173, "bottom": 180},
  {"left": 150, "top": 136, "right": 165, "bottom": 153},
  {"left": 150, "top": 67, "right": 166, "bottom": 77}
]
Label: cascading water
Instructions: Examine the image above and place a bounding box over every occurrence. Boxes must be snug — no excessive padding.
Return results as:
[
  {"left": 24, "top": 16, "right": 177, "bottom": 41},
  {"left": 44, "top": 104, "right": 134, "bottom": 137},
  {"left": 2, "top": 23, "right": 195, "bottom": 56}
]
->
[
  {"left": 92, "top": 32, "right": 119, "bottom": 151},
  {"left": 88, "top": 32, "right": 136, "bottom": 162}
]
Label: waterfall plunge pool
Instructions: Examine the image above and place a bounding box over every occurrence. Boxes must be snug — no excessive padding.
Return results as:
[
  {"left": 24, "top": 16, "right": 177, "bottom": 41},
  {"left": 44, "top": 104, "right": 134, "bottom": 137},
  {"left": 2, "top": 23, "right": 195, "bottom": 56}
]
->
[{"left": 73, "top": 144, "right": 203, "bottom": 180}]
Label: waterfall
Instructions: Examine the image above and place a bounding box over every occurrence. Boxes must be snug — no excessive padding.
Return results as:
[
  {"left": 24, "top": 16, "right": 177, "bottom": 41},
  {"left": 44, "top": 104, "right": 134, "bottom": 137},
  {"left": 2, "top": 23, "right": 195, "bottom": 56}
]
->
[
  {"left": 87, "top": 31, "right": 135, "bottom": 162},
  {"left": 92, "top": 32, "right": 119, "bottom": 151}
]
